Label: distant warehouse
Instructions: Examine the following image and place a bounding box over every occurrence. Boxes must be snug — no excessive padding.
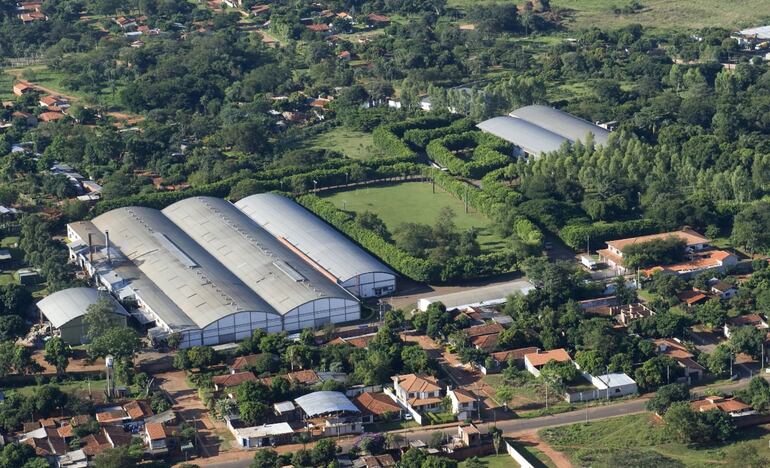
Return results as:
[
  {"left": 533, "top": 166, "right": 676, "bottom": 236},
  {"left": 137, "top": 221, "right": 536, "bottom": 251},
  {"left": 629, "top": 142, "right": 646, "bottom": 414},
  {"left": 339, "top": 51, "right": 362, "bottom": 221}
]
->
[
  {"left": 66, "top": 196, "right": 368, "bottom": 348},
  {"left": 236, "top": 193, "right": 396, "bottom": 298},
  {"left": 477, "top": 105, "right": 611, "bottom": 159}
]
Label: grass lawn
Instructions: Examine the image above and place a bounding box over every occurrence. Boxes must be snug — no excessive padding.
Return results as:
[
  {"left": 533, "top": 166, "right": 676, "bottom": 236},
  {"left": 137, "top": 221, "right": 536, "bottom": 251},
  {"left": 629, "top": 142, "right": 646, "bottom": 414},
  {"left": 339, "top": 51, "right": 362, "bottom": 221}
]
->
[
  {"left": 305, "top": 127, "right": 382, "bottom": 160},
  {"left": 321, "top": 182, "right": 507, "bottom": 252},
  {"left": 4, "top": 379, "right": 108, "bottom": 397},
  {"left": 541, "top": 413, "right": 770, "bottom": 467},
  {"left": 459, "top": 453, "right": 548, "bottom": 468},
  {"left": 447, "top": 0, "right": 766, "bottom": 30}
]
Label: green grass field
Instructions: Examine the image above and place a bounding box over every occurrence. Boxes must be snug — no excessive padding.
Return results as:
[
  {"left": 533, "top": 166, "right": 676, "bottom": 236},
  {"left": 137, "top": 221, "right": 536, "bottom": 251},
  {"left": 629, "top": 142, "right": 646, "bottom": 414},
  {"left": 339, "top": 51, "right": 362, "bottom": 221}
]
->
[
  {"left": 541, "top": 413, "right": 770, "bottom": 467},
  {"left": 306, "top": 127, "right": 382, "bottom": 160},
  {"left": 4, "top": 379, "right": 108, "bottom": 397},
  {"left": 447, "top": 0, "right": 767, "bottom": 31},
  {"left": 321, "top": 182, "right": 507, "bottom": 252}
]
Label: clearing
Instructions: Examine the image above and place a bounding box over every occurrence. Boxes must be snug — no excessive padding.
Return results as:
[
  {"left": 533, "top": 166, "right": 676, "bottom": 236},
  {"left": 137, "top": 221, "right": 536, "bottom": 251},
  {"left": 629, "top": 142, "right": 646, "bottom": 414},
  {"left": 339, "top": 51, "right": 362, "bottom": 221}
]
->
[
  {"left": 306, "top": 127, "right": 382, "bottom": 160},
  {"left": 540, "top": 413, "right": 770, "bottom": 467},
  {"left": 446, "top": 0, "right": 767, "bottom": 31},
  {"left": 321, "top": 181, "right": 507, "bottom": 252}
]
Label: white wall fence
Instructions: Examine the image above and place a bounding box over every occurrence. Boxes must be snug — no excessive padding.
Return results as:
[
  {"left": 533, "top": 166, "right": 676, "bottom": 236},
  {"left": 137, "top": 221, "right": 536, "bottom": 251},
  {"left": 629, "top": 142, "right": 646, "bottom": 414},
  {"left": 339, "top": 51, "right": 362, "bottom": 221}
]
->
[
  {"left": 383, "top": 387, "right": 424, "bottom": 425},
  {"left": 505, "top": 441, "right": 535, "bottom": 468}
]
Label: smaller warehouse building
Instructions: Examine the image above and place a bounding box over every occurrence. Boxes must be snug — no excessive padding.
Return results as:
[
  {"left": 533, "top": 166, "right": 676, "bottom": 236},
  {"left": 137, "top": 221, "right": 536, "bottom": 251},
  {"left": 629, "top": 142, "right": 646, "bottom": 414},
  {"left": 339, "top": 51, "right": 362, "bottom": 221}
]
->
[
  {"left": 294, "top": 391, "right": 363, "bottom": 436},
  {"left": 37, "top": 287, "right": 128, "bottom": 344}
]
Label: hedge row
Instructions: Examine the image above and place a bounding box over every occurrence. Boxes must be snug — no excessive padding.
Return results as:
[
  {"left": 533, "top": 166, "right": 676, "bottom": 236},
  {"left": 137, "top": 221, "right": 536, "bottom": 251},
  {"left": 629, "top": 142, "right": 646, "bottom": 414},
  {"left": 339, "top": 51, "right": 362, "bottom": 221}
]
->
[
  {"left": 372, "top": 125, "right": 417, "bottom": 160},
  {"left": 297, "top": 194, "right": 438, "bottom": 282},
  {"left": 559, "top": 219, "right": 660, "bottom": 250},
  {"left": 426, "top": 132, "right": 512, "bottom": 179},
  {"left": 403, "top": 118, "right": 475, "bottom": 149},
  {"left": 425, "top": 168, "right": 542, "bottom": 248}
]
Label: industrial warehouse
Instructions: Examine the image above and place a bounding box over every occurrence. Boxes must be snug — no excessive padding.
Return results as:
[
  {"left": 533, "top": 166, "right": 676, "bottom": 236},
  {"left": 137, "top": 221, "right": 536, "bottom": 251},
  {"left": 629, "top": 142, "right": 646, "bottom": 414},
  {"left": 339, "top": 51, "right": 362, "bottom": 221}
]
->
[
  {"left": 477, "top": 104, "right": 611, "bottom": 157},
  {"left": 62, "top": 195, "right": 397, "bottom": 348}
]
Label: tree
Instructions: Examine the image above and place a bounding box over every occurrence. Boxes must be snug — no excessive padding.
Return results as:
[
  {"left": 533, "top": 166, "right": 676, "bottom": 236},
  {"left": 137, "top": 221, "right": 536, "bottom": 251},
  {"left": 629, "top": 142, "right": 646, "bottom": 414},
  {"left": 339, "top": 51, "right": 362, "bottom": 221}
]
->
[
  {"left": 732, "top": 201, "right": 770, "bottom": 254},
  {"left": 187, "top": 346, "right": 218, "bottom": 370},
  {"left": 174, "top": 349, "right": 191, "bottom": 370},
  {"left": 490, "top": 426, "right": 503, "bottom": 455},
  {"left": 706, "top": 345, "right": 732, "bottom": 376},
  {"left": 646, "top": 383, "right": 689, "bottom": 415},
  {"left": 87, "top": 327, "right": 141, "bottom": 362},
  {"left": 44, "top": 337, "right": 71, "bottom": 374},
  {"left": 251, "top": 449, "right": 279, "bottom": 468},
  {"left": 729, "top": 325, "right": 765, "bottom": 358},
  {"left": 738, "top": 376, "right": 770, "bottom": 411},
  {"left": 83, "top": 297, "right": 119, "bottom": 340},
  {"left": 91, "top": 445, "right": 140, "bottom": 468}
]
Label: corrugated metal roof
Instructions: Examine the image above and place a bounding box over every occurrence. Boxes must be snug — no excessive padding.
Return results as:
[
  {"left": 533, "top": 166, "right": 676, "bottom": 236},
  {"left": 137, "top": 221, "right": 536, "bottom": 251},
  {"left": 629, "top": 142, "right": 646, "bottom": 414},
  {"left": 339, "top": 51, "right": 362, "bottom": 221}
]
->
[
  {"left": 162, "top": 197, "right": 357, "bottom": 315},
  {"left": 234, "top": 193, "right": 395, "bottom": 283},
  {"left": 294, "top": 391, "right": 360, "bottom": 417},
  {"left": 37, "top": 287, "right": 128, "bottom": 329},
  {"left": 476, "top": 116, "right": 568, "bottom": 156},
  {"left": 92, "top": 207, "right": 280, "bottom": 329},
  {"left": 509, "top": 105, "right": 610, "bottom": 145}
]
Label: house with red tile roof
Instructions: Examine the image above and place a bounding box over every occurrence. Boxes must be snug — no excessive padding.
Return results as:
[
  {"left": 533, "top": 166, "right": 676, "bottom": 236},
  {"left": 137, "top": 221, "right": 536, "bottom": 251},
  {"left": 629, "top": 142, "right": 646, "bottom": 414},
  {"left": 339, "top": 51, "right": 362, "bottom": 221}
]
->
[
  {"left": 212, "top": 371, "right": 258, "bottom": 392},
  {"left": 391, "top": 374, "right": 445, "bottom": 414},
  {"left": 448, "top": 388, "right": 477, "bottom": 420},
  {"left": 691, "top": 396, "right": 755, "bottom": 417},
  {"left": 654, "top": 338, "right": 705, "bottom": 382},
  {"left": 723, "top": 314, "right": 769, "bottom": 339},
  {"left": 524, "top": 348, "right": 573, "bottom": 377},
  {"left": 144, "top": 422, "right": 168, "bottom": 455},
  {"left": 13, "top": 81, "right": 35, "bottom": 96},
  {"left": 678, "top": 289, "right": 709, "bottom": 306},
  {"left": 354, "top": 392, "right": 402, "bottom": 422}
]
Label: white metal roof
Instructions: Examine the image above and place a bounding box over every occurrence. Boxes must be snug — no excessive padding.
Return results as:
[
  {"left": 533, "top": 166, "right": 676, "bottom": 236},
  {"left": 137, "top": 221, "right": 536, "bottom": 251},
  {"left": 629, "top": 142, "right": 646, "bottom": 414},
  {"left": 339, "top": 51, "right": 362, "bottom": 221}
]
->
[
  {"left": 92, "top": 207, "right": 281, "bottom": 329},
  {"left": 509, "top": 105, "right": 610, "bottom": 145},
  {"left": 37, "top": 287, "right": 128, "bottom": 329},
  {"left": 294, "top": 391, "right": 360, "bottom": 417},
  {"left": 737, "top": 25, "right": 770, "bottom": 39},
  {"left": 162, "top": 197, "right": 358, "bottom": 315},
  {"left": 235, "top": 193, "right": 395, "bottom": 284},
  {"left": 593, "top": 372, "right": 636, "bottom": 389},
  {"left": 476, "top": 116, "right": 569, "bottom": 156},
  {"left": 234, "top": 422, "right": 295, "bottom": 438}
]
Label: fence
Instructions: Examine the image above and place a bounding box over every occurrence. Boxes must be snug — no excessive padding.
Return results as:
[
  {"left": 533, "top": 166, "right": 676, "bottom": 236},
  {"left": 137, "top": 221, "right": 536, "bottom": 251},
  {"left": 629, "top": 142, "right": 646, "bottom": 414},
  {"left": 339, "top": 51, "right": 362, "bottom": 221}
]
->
[{"left": 506, "top": 440, "right": 535, "bottom": 468}]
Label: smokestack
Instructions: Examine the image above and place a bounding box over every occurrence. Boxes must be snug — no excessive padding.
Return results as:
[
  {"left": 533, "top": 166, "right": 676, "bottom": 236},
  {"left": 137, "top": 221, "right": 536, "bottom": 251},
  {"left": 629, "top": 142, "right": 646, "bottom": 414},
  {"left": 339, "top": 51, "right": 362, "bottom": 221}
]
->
[
  {"left": 88, "top": 233, "right": 93, "bottom": 264},
  {"left": 105, "top": 230, "right": 111, "bottom": 264}
]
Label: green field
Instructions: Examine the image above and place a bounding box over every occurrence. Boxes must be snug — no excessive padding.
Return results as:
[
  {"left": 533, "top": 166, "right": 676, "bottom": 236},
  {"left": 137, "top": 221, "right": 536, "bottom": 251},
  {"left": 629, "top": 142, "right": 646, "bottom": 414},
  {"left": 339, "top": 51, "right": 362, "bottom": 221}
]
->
[
  {"left": 459, "top": 452, "right": 553, "bottom": 468},
  {"left": 306, "top": 127, "right": 382, "bottom": 160},
  {"left": 541, "top": 413, "right": 770, "bottom": 467},
  {"left": 447, "top": 0, "right": 768, "bottom": 31},
  {"left": 321, "top": 182, "right": 507, "bottom": 252}
]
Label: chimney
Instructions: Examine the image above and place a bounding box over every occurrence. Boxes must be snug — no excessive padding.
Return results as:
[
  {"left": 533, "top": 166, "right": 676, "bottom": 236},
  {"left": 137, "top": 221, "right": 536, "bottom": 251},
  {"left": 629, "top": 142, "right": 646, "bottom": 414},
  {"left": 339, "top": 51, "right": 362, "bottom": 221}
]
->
[
  {"left": 105, "top": 230, "right": 111, "bottom": 264},
  {"left": 87, "top": 233, "right": 93, "bottom": 263}
]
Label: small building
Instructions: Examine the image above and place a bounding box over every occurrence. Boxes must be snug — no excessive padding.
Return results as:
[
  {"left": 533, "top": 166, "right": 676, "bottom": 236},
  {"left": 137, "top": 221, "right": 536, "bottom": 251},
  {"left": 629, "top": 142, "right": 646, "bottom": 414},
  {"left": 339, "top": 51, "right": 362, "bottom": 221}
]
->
[
  {"left": 598, "top": 230, "right": 710, "bottom": 275},
  {"left": 471, "top": 334, "right": 499, "bottom": 352},
  {"left": 212, "top": 371, "right": 258, "bottom": 393},
  {"left": 13, "top": 81, "right": 35, "bottom": 96},
  {"left": 0, "top": 249, "right": 12, "bottom": 262},
  {"left": 39, "top": 112, "right": 66, "bottom": 123},
  {"left": 230, "top": 353, "right": 271, "bottom": 373},
  {"left": 230, "top": 421, "right": 295, "bottom": 448},
  {"left": 37, "top": 287, "right": 128, "bottom": 345},
  {"left": 524, "top": 348, "right": 572, "bottom": 377},
  {"left": 353, "top": 392, "right": 402, "bottom": 423},
  {"left": 273, "top": 401, "right": 297, "bottom": 420},
  {"left": 678, "top": 289, "right": 709, "bottom": 307},
  {"left": 710, "top": 280, "right": 737, "bottom": 299},
  {"left": 17, "top": 268, "right": 41, "bottom": 285},
  {"left": 478, "top": 347, "right": 540, "bottom": 374},
  {"left": 691, "top": 396, "right": 755, "bottom": 417},
  {"left": 724, "top": 314, "right": 769, "bottom": 339},
  {"left": 457, "top": 423, "right": 481, "bottom": 447},
  {"left": 613, "top": 303, "right": 655, "bottom": 326},
  {"left": 654, "top": 338, "right": 705, "bottom": 383},
  {"left": 587, "top": 372, "right": 637, "bottom": 399},
  {"left": 447, "top": 388, "right": 477, "bottom": 420},
  {"left": 144, "top": 423, "right": 168, "bottom": 455},
  {"left": 294, "top": 391, "right": 363, "bottom": 436}
]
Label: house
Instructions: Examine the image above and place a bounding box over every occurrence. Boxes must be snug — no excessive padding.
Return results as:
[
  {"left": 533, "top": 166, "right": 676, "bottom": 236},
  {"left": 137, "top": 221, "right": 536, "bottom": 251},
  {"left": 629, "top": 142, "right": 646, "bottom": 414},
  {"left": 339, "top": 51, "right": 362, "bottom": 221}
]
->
[
  {"left": 457, "top": 423, "right": 481, "bottom": 447},
  {"left": 95, "top": 400, "right": 153, "bottom": 428},
  {"left": 677, "top": 289, "right": 709, "bottom": 307},
  {"left": 586, "top": 372, "right": 638, "bottom": 399},
  {"left": 524, "top": 348, "right": 572, "bottom": 377},
  {"left": 338, "top": 51, "right": 352, "bottom": 61},
  {"left": 710, "top": 280, "right": 737, "bottom": 299},
  {"left": 366, "top": 13, "right": 390, "bottom": 26},
  {"left": 724, "top": 314, "right": 769, "bottom": 338},
  {"left": 654, "top": 338, "right": 705, "bottom": 382},
  {"left": 354, "top": 392, "right": 402, "bottom": 423},
  {"left": 212, "top": 371, "right": 258, "bottom": 393},
  {"left": 226, "top": 417, "right": 296, "bottom": 448},
  {"left": 354, "top": 454, "right": 396, "bottom": 468},
  {"left": 273, "top": 401, "right": 297, "bottom": 420},
  {"left": 613, "top": 302, "right": 655, "bottom": 326},
  {"left": 643, "top": 250, "right": 738, "bottom": 278},
  {"left": 114, "top": 17, "right": 137, "bottom": 29},
  {"left": 13, "top": 81, "right": 35, "bottom": 96},
  {"left": 478, "top": 347, "right": 540, "bottom": 374},
  {"left": 465, "top": 322, "right": 505, "bottom": 338},
  {"left": 307, "top": 23, "right": 330, "bottom": 34},
  {"left": 294, "top": 391, "right": 363, "bottom": 436},
  {"left": 447, "top": 388, "right": 477, "bottom": 420},
  {"left": 471, "top": 334, "right": 499, "bottom": 352},
  {"left": 598, "top": 230, "right": 710, "bottom": 274},
  {"left": 39, "top": 112, "right": 66, "bottom": 122},
  {"left": 691, "top": 396, "right": 755, "bottom": 417},
  {"left": 230, "top": 353, "right": 273, "bottom": 373},
  {"left": 39, "top": 95, "right": 69, "bottom": 108},
  {"left": 144, "top": 423, "right": 168, "bottom": 455},
  {"left": 12, "top": 110, "right": 37, "bottom": 125},
  {"left": 391, "top": 374, "right": 445, "bottom": 414}
]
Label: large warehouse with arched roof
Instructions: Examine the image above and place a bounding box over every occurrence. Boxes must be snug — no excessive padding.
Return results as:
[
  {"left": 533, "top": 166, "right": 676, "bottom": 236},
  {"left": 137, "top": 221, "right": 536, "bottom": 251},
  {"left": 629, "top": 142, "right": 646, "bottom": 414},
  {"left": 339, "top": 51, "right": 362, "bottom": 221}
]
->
[
  {"left": 67, "top": 197, "right": 362, "bottom": 348},
  {"left": 236, "top": 193, "right": 396, "bottom": 298}
]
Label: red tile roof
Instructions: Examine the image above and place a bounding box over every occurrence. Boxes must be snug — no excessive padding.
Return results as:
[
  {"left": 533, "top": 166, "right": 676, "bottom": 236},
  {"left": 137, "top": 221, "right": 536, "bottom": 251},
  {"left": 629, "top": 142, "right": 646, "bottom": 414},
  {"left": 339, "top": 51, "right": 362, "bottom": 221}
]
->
[
  {"left": 307, "top": 23, "right": 330, "bottom": 32},
  {"left": 490, "top": 347, "right": 539, "bottom": 363},
  {"left": 525, "top": 348, "right": 571, "bottom": 367},
  {"left": 145, "top": 422, "right": 166, "bottom": 441},
  {"left": 354, "top": 392, "right": 402, "bottom": 415},
  {"left": 395, "top": 374, "right": 442, "bottom": 393},
  {"left": 465, "top": 323, "right": 505, "bottom": 338},
  {"left": 450, "top": 388, "right": 476, "bottom": 403},
  {"left": 212, "top": 371, "right": 258, "bottom": 388}
]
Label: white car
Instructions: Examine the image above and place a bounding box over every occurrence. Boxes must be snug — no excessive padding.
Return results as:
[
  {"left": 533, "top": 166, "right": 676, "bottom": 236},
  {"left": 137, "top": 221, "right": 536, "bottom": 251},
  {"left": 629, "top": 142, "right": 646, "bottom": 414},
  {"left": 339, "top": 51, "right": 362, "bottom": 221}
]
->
[{"left": 403, "top": 413, "right": 413, "bottom": 421}]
